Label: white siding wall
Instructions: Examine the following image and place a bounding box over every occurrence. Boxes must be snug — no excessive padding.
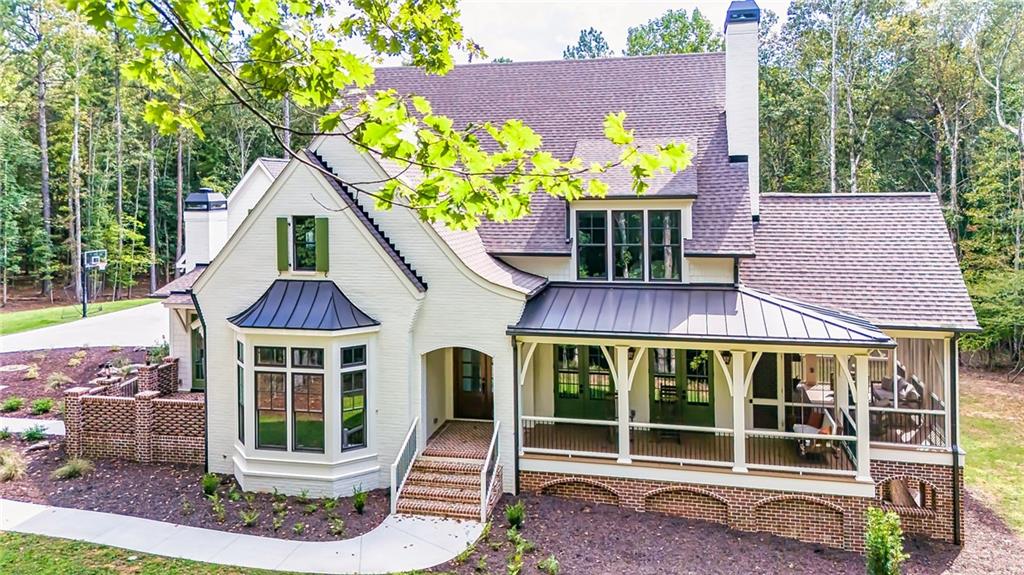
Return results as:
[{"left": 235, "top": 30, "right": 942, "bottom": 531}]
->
[
  {"left": 166, "top": 306, "right": 192, "bottom": 390},
  {"left": 226, "top": 167, "right": 273, "bottom": 235},
  {"left": 688, "top": 257, "right": 735, "bottom": 284},
  {"left": 499, "top": 256, "right": 572, "bottom": 281}
]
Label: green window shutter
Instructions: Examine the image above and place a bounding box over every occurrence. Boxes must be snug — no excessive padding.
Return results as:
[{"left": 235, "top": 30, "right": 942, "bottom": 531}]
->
[
  {"left": 315, "top": 217, "right": 329, "bottom": 272},
  {"left": 276, "top": 217, "right": 289, "bottom": 271}
]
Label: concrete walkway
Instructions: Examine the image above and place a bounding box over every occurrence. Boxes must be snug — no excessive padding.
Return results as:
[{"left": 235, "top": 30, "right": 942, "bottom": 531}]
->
[
  {"left": 0, "top": 499, "right": 481, "bottom": 574},
  {"left": 0, "top": 417, "right": 65, "bottom": 435},
  {"left": 0, "top": 302, "right": 167, "bottom": 352}
]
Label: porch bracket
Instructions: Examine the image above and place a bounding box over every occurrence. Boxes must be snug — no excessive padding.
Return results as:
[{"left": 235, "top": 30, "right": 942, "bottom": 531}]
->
[
  {"left": 714, "top": 351, "right": 735, "bottom": 397},
  {"left": 626, "top": 347, "right": 646, "bottom": 392},
  {"left": 742, "top": 351, "right": 764, "bottom": 396},
  {"left": 517, "top": 341, "right": 538, "bottom": 386},
  {"left": 838, "top": 355, "right": 857, "bottom": 396},
  {"left": 600, "top": 346, "right": 619, "bottom": 387}
]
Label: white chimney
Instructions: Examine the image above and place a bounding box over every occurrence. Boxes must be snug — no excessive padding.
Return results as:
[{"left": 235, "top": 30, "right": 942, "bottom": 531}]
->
[
  {"left": 182, "top": 188, "right": 228, "bottom": 272},
  {"left": 725, "top": 0, "right": 761, "bottom": 220}
]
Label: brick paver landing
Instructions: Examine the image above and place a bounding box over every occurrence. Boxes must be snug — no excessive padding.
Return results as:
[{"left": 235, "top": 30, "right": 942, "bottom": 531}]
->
[{"left": 422, "top": 420, "right": 493, "bottom": 460}]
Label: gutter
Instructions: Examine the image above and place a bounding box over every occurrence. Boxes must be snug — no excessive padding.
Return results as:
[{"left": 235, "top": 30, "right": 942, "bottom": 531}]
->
[
  {"left": 190, "top": 290, "right": 210, "bottom": 475},
  {"left": 950, "top": 333, "right": 962, "bottom": 545}
]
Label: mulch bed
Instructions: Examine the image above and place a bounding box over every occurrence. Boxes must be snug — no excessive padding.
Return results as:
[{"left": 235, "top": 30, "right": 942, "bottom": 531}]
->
[
  {"left": 432, "top": 492, "right": 1024, "bottom": 575},
  {"left": 0, "top": 347, "right": 146, "bottom": 419},
  {"left": 0, "top": 438, "right": 388, "bottom": 542}
]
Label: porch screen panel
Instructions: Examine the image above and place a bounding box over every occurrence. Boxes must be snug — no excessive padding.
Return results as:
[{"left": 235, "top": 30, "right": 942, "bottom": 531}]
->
[
  {"left": 895, "top": 338, "right": 946, "bottom": 410},
  {"left": 612, "top": 210, "right": 643, "bottom": 280},
  {"left": 255, "top": 372, "right": 287, "bottom": 450},
  {"left": 555, "top": 345, "right": 581, "bottom": 399},
  {"left": 586, "top": 346, "right": 612, "bottom": 400},
  {"left": 292, "top": 373, "right": 325, "bottom": 452},
  {"left": 576, "top": 211, "right": 608, "bottom": 280},
  {"left": 648, "top": 210, "right": 681, "bottom": 281},
  {"left": 685, "top": 350, "right": 711, "bottom": 405}
]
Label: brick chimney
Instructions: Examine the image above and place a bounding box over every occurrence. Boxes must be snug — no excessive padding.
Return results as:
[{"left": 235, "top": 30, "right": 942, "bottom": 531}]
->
[
  {"left": 182, "top": 188, "right": 228, "bottom": 272},
  {"left": 725, "top": 0, "right": 761, "bottom": 221}
]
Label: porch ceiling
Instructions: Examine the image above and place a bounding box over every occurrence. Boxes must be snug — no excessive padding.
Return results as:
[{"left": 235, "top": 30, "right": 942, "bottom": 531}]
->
[{"left": 508, "top": 283, "right": 894, "bottom": 348}]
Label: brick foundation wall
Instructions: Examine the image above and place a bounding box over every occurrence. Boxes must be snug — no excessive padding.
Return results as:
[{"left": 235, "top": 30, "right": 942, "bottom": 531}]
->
[
  {"left": 64, "top": 358, "right": 204, "bottom": 466},
  {"left": 521, "top": 458, "right": 963, "bottom": 552}
]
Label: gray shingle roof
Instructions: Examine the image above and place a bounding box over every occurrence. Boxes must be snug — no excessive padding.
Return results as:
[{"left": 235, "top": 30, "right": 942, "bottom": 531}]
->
[
  {"left": 151, "top": 264, "right": 205, "bottom": 298},
  {"left": 229, "top": 279, "right": 378, "bottom": 331},
  {"left": 739, "top": 193, "right": 979, "bottom": 331},
  {"left": 258, "top": 157, "right": 289, "bottom": 178},
  {"left": 372, "top": 54, "right": 753, "bottom": 256},
  {"left": 510, "top": 283, "right": 893, "bottom": 347}
]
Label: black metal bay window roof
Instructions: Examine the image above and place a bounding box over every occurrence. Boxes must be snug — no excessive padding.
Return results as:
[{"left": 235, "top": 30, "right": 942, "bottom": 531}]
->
[{"left": 229, "top": 280, "right": 378, "bottom": 331}]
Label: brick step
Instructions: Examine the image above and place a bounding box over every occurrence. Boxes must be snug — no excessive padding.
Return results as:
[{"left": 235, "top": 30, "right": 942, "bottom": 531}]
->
[
  {"left": 412, "top": 458, "right": 484, "bottom": 475},
  {"left": 405, "top": 469, "right": 482, "bottom": 489},
  {"left": 396, "top": 497, "right": 480, "bottom": 520},
  {"left": 400, "top": 483, "right": 483, "bottom": 504}
]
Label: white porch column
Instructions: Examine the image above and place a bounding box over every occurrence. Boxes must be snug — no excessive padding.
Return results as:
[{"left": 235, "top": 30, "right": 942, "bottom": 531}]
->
[
  {"left": 855, "top": 354, "right": 872, "bottom": 482},
  {"left": 615, "top": 346, "right": 631, "bottom": 464},
  {"left": 731, "top": 351, "right": 747, "bottom": 472}
]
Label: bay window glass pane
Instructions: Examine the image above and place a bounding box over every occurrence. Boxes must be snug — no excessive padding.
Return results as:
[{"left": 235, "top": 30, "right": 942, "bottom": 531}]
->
[
  {"left": 293, "top": 215, "right": 317, "bottom": 271},
  {"left": 255, "top": 346, "right": 285, "bottom": 367},
  {"left": 648, "top": 210, "right": 681, "bottom": 281},
  {"left": 292, "top": 347, "right": 324, "bottom": 369},
  {"left": 612, "top": 211, "right": 643, "bottom": 280},
  {"left": 292, "top": 373, "right": 325, "bottom": 452},
  {"left": 576, "top": 211, "right": 607, "bottom": 279},
  {"left": 342, "top": 370, "right": 367, "bottom": 450},
  {"left": 236, "top": 341, "right": 244, "bottom": 362},
  {"left": 255, "top": 372, "right": 286, "bottom": 449},
  {"left": 342, "top": 345, "right": 366, "bottom": 368},
  {"left": 237, "top": 365, "right": 245, "bottom": 444}
]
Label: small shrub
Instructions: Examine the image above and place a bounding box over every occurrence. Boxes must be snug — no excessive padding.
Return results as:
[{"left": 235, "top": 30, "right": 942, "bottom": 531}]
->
[
  {"left": 272, "top": 500, "right": 288, "bottom": 514},
  {"left": 20, "top": 425, "right": 47, "bottom": 442},
  {"left": 323, "top": 497, "right": 338, "bottom": 512},
  {"left": 272, "top": 516, "right": 284, "bottom": 531},
  {"left": 0, "top": 448, "right": 27, "bottom": 482},
  {"left": 45, "top": 372, "right": 73, "bottom": 390},
  {"left": 147, "top": 339, "right": 169, "bottom": 363},
  {"left": 866, "top": 507, "right": 909, "bottom": 575},
  {"left": 31, "top": 352, "right": 47, "bottom": 362},
  {"left": 30, "top": 398, "right": 54, "bottom": 415},
  {"left": 1, "top": 397, "right": 24, "bottom": 413},
  {"left": 505, "top": 500, "right": 525, "bottom": 530},
  {"left": 297, "top": 488, "right": 310, "bottom": 504},
  {"left": 239, "top": 508, "right": 260, "bottom": 527},
  {"left": 51, "top": 458, "right": 94, "bottom": 480},
  {"left": 201, "top": 473, "right": 220, "bottom": 496},
  {"left": 0, "top": 428, "right": 11, "bottom": 440},
  {"left": 302, "top": 502, "right": 318, "bottom": 515},
  {"left": 243, "top": 492, "right": 257, "bottom": 507},
  {"left": 328, "top": 516, "right": 345, "bottom": 536},
  {"left": 353, "top": 485, "right": 368, "bottom": 514},
  {"left": 208, "top": 493, "right": 226, "bottom": 523},
  {"left": 227, "top": 486, "right": 242, "bottom": 502},
  {"left": 180, "top": 501, "right": 194, "bottom": 516},
  {"left": 475, "top": 556, "right": 488, "bottom": 573},
  {"left": 66, "top": 351, "right": 86, "bottom": 367},
  {"left": 23, "top": 365, "right": 39, "bottom": 380},
  {"left": 292, "top": 522, "right": 306, "bottom": 535},
  {"left": 272, "top": 487, "right": 286, "bottom": 502},
  {"left": 537, "top": 555, "right": 559, "bottom": 575},
  {"left": 109, "top": 346, "right": 122, "bottom": 353}
]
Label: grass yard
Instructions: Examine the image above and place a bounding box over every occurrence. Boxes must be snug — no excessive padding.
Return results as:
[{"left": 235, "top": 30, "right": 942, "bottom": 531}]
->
[
  {"left": 0, "top": 532, "right": 306, "bottom": 575},
  {"left": 959, "top": 367, "right": 1024, "bottom": 534},
  {"left": 0, "top": 298, "right": 158, "bottom": 336}
]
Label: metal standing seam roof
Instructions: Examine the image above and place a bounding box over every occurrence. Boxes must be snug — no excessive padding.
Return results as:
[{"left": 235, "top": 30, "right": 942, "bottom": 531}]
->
[
  {"left": 509, "top": 283, "right": 895, "bottom": 348},
  {"left": 228, "top": 280, "right": 378, "bottom": 331}
]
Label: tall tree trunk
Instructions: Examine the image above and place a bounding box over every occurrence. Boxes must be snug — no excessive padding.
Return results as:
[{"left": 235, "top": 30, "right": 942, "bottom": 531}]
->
[
  {"left": 933, "top": 134, "right": 943, "bottom": 197},
  {"left": 148, "top": 129, "right": 157, "bottom": 294},
  {"left": 114, "top": 30, "right": 124, "bottom": 299},
  {"left": 282, "top": 93, "right": 291, "bottom": 155},
  {"left": 70, "top": 88, "right": 82, "bottom": 300},
  {"left": 175, "top": 122, "right": 183, "bottom": 277},
  {"left": 828, "top": 4, "right": 838, "bottom": 194},
  {"left": 35, "top": 25, "right": 51, "bottom": 296},
  {"left": 947, "top": 117, "right": 961, "bottom": 249}
]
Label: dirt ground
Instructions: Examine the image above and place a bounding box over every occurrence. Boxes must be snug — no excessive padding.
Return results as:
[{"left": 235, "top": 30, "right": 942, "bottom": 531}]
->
[
  {"left": 0, "top": 347, "right": 147, "bottom": 419},
  {"left": 0, "top": 437, "right": 388, "bottom": 542},
  {"left": 0, "top": 277, "right": 160, "bottom": 313}
]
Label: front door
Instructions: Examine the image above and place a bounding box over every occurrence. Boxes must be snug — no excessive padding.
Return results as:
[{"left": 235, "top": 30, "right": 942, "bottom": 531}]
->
[
  {"left": 454, "top": 348, "right": 493, "bottom": 420},
  {"left": 553, "top": 345, "right": 616, "bottom": 420},
  {"left": 649, "top": 349, "right": 715, "bottom": 427},
  {"left": 190, "top": 317, "right": 206, "bottom": 391}
]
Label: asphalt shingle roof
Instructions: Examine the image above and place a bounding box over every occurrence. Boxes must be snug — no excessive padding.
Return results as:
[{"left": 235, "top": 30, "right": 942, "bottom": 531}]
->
[
  {"left": 372, "top": 54, "right": 753, "bottom": 256},
  {"left": 739, "top": 193, "right": 979, "bottom": 331}
]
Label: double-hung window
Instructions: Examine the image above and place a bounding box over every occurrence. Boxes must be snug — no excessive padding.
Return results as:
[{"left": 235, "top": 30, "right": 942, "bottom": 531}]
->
[
  {"left": 340, "top": 345, "right": 367, "bottom": 451},
  {"left": 648, "top": 210, "right": 681, "bottom": 281},
  {"left": 576, "top": 208, "right": 683, "bottom": 282},
  {"left": 612, "top": 211, "right": 643, "bottom": 280},
  {"left": 255, "top": 345, "right": 287, "bottom": 450},
  {"left": 236, "top": 342, "right": 245, "bottom": 444},
  {"left": 292, "top": 216, "right": 317, "bottom": 271},
  {"left": 576, "top": 211, "right": 608, "bottom": 280},
  {"left": 291, "top": 348, "right": 325, "bottom": 453}
]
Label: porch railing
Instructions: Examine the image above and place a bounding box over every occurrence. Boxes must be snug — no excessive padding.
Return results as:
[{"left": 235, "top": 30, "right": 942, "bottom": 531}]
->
[
  {"left": 521, "top": 416, "right": 618, "bottom": 459},
  {"left": 868, "top": 407, "right": 946, "bottom": 447},
  {"left": 628, "top": 422, "right": 733, "bottom": 467},
  {"left": 745, "top": 428, "right": 858, "bottom": 476},
  {"left": 480, "top": 421, "right": 501, "bottom": 521},
  {"left": 390, "top": 417, "right": 419, "bottom": 514}
]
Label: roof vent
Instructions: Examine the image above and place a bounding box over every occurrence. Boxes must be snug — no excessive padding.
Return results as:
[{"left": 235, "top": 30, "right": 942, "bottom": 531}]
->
[
  {"left": 184, "top": 187, "right": 228, "bottom": 211},
  {"left": 725, "top": 0, "right": 761, "bottom": 29}
]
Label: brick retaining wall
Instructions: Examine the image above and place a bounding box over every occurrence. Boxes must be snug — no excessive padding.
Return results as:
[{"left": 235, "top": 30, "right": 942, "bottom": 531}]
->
[
  {"left": 64, "top": 358, "right": 205, "bottom": 466},
  {"left": 521, "top": 458, "right": 963, "bottom": 552}
]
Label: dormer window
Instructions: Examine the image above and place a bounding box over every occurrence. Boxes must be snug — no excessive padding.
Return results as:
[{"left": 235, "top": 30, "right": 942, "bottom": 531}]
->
[
  {"left": 575, "top": 208, "right": 684, "bottom": 282},
  {"left": 292, "top": 216, "right": 318, "bottom": 271},
  {"left": 275, "top": 216, "right": 329, "bottom": 273}
]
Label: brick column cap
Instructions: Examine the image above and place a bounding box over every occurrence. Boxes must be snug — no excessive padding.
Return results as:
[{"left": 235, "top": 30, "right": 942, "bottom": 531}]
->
[
  {"left": 65, "top": 387, "right": 92, "bottom": 397},
  {"left": 135, "top": 390, "right": 161, "bottom": 401}
]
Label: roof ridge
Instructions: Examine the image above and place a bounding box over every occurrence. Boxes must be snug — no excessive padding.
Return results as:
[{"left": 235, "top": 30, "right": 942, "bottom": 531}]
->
[
  {"left": 375, "top": 52, "right": 724, "bottom": 72},
  {"left": 737, "top": 286, "right": 888, "bottom": 342}
]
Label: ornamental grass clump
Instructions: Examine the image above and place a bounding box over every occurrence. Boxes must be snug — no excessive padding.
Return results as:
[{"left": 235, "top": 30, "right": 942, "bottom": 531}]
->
[
  {"left": 505, "top": 500, "right": 525, "bottom": 530},
  {"left": 51, "top": 458, "right": 94, "bottom": 480},
  {"left": 1, "top": 397, "right": 24, "bottom": 413},
  {"left": 30, "top": 398, "right": 54, "bottom": 415},
  {"left": 353, "top": 485, "right": 367, "bottom": 514},
  {"left": 201, "top": 472, "right": 219, "bottom": 496},
  {"left": 0, "top": 448, "right": 26, "bottom": 482},
  {"left": 45, "top": 372, "right": 73, "bottom": 390},
  {"left": 866, "top": 507, "right": 910, "bottom": 575},
  {"left": 20, "top": 425, "right": 46, "bottom": 442}
]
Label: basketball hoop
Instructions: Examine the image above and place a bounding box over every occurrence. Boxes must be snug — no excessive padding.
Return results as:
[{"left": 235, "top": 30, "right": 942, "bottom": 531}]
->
[
  {"left": 97, "top": 261, "right": 108, "bottom": 272},
  {"left": 83, "top": 249, "right": 108, "bottom": 270}
]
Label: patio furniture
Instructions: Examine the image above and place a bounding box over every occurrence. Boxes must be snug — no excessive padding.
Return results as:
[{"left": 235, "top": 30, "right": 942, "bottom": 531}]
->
[{"left": 793, "top": 411, "right": 838, "bottom": 459}]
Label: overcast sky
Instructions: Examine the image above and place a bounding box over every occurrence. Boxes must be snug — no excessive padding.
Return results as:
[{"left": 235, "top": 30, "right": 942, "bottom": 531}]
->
[{"left": 450, "top": 1, "right": 794, "bottom": 63}]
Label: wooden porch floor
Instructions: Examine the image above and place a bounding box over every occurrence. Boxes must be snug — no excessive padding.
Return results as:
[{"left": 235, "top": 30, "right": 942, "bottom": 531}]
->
[{"left": 523, "top": 422, "right": 855, "bottom": 473}]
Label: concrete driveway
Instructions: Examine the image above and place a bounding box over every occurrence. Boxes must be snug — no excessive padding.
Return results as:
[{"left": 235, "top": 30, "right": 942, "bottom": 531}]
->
[{"left": 0, "top": 302, "right": 167, "bottom": 352}]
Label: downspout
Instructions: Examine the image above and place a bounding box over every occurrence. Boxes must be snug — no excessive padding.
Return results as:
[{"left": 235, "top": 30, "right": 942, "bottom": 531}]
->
[
  {"left": 949, "top": 333, "right": 961, "bottom": 545},
  {"left": 512, "top": 336, "right": 521, "bottom": 495},
  {"left": 190, "top": 290, "right": 209, "bottom": 474}
]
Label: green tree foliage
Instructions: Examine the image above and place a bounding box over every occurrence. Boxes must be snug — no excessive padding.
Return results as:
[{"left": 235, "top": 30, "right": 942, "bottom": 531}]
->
[
  {"left": 624, "top": 8, "right": 723, "bottom": 56},
  {"left": 865, "top": 508, "right": 909, "bottom": 575},
  {"left": 563, "top": 27, "right": 612, "bottom": 60}
]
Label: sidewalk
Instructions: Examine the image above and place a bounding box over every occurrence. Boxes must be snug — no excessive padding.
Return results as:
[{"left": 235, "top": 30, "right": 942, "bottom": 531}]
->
[
  {"left": 0, "top": 417, "right": 65, "bottom": 435},
  {"left": 0, "top": 499, "right": 481, "bottom": 574},
  {"left": 0, "top": 302, "right": 167, "bottom": 352}
]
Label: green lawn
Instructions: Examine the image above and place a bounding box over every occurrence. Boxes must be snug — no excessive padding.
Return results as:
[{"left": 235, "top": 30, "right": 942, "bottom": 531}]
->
[
  {"left": 0, "top": 298, "right": 158, "bottom": 336},
  {"left": 960, "top": 368, "right": 1024, "bottom": 533}
]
